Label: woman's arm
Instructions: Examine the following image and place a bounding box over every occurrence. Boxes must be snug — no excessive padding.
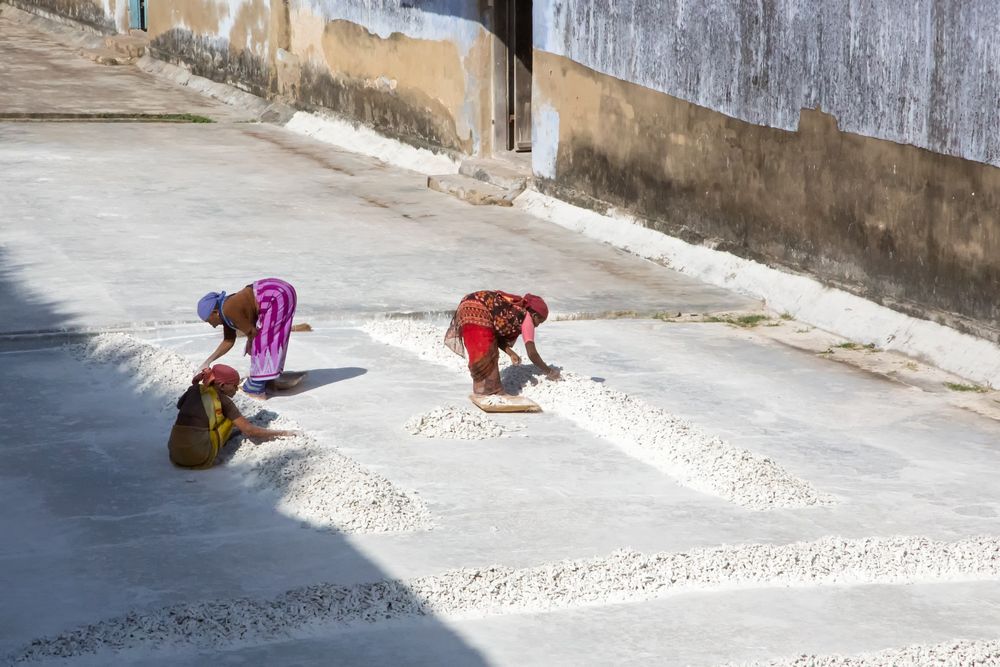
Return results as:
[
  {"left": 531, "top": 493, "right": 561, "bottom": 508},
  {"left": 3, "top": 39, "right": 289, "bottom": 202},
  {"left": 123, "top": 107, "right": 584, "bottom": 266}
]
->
[
  {"left": 200, "top": 336, "right": 235, "bottom": 370},
  {"left": 501, "top": 343, "right": 522, "bottom": 365},
  {"left": 244, "top": 324, "right": 258, "bottom": 355},
  {"left": 232, "top": 416, "right": 296, "bottom": 440},
  {"left": 525, "top": 341, "right": 561, "bottom": 380}
]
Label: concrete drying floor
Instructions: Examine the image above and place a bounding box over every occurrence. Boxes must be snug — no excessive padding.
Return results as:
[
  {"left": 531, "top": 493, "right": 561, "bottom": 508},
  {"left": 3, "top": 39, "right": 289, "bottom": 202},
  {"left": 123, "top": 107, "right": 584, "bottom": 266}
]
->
[{"left": 3, "top": 9, "right": 1000, "bottom": 666}]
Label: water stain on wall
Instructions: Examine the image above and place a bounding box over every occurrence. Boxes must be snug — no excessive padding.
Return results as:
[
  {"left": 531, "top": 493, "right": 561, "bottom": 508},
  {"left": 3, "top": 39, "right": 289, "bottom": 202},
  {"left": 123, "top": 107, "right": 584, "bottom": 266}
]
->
[
  {"left": 535, "top": 50, "right": 1000, "bottom": 338},
  {"left": 146, "top": 0, "right": 227, "bottom": 39},
  {"left": 9, "top": 0, "right": 114, "bottom": 31},
  {"left": 280, "top": 13, "right": 481, "bottom": 153}
]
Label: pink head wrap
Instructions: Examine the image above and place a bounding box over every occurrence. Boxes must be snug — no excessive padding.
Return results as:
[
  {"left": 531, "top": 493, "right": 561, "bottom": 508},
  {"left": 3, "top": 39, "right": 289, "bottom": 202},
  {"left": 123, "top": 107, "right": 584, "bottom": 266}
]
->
[
  {"left": 522, "top": 294, "right": 549, "bottom": 322},
  {"left": 192, "top": 364, "right": 240, "bottom": 387}
]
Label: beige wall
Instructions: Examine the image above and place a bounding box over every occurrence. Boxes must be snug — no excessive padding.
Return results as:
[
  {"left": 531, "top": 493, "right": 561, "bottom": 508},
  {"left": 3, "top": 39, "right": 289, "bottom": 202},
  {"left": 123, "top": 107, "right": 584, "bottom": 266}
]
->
[
  {"left": 534, "top": 50, "right": 1000, "bottom": 339},
  {"left": 143, "top": 0, "right": 493, "bottom": 155}
]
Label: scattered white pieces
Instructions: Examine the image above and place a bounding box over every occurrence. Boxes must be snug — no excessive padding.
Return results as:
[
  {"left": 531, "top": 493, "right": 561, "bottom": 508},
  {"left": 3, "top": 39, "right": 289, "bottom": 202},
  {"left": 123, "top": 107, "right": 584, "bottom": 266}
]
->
[
  {"left": 362, "top": 320, "right": 830, "bottom": 510},
  {"left": 14, "top": 535, "right": 1000, "bottom": 662},
  {"left": 480, "top": 395, "right": 509, "bottom": 406},
  {"left": 736, "top": 638, "right": 1000, "bottom": 666},
  {"left": 77, "top": 333, "right": 431, "bottom": 533},
  {"left": 405, "top": 405, "right": 515, "bottom": 439}
]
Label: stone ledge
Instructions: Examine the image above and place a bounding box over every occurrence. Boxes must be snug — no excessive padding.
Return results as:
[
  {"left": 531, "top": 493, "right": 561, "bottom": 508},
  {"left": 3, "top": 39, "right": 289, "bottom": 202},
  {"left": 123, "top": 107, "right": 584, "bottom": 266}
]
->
[{"left": 427, "top": 173, "right": 520, "bottom": 207}]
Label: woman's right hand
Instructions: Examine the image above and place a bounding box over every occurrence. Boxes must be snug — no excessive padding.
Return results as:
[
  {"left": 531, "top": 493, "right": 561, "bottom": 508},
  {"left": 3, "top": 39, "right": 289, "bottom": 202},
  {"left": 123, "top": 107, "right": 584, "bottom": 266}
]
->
[{"left": 545, "top": 368, "right": 562, "bottom": 381}]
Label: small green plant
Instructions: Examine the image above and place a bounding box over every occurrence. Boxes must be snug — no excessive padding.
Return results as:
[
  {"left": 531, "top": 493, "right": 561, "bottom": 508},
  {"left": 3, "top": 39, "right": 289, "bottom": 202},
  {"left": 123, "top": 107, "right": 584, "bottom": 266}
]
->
[
  {"left": 904, "top": 362, "right": 919, "bottom": 371},
  {"left": 780, "top": 312, "right": 794, "bottom": 320},
  {"left": 833, "top": 341, "right": 880, "bottom": 352},
  {"left": 944, "top": 382, "right": 989, "bottom": 393},
  {"left": 699, "top": 313, "right": 771, "bottom": 328},
  {"left": 734, "top": 314, "right": 769, "bottom": 327},
  {"left": 795, "top": 327, "right": 812, "bottom": 334},
  {"left": 154, "top": 113, "right": 215, "bottom": 123}
]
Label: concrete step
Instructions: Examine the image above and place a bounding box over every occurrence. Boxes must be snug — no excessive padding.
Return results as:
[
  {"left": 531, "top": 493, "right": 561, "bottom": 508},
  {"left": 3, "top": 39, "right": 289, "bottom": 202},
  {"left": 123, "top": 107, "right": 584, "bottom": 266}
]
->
[
  {"left": 104, "top": 34, "right": 147, "bottom": 58},
  {"left": 82, "top": 47, "right": 134, "bottom": 66},
  {"left": 427, "top": 173, "right": 519, "bottom": 207},
  {"left": 459, "top": 157, "right": 531, "bottom": 192}
]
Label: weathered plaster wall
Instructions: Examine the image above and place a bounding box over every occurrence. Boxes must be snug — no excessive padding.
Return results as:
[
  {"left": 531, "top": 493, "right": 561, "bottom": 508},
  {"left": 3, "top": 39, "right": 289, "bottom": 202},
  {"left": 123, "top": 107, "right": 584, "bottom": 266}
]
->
[
  {"left": 8, "top": 0, "right": 117, "bottom": 32},
  {"left": 534, "top": 51, "right": 1000, "bottom": 336},
  {"left": 531, "top": 0, "right": 1000, "bottom": 335},
  {"left": 145, "top": 0, "right": 273, "bottom": 97},
  {"left": 143, "top": 0, "right": 493, "bottom": 153},
  {"left": 535, "top": 0, "right": 1000, "bottom": 168},
  {"left": 281, "top": 2, "right": 492, "bottom": 154}
]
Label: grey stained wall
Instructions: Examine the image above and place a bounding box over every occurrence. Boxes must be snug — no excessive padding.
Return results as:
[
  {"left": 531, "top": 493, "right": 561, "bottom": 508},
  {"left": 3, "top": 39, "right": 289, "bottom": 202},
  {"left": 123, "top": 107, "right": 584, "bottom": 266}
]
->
[{"left": 537, "top": 0, "right": 1000, "bottom": 168}]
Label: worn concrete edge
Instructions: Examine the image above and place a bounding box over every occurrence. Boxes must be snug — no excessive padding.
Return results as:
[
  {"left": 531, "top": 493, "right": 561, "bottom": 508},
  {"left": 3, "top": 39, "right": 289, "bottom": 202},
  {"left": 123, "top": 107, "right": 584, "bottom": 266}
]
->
[
  {"left": 514, "top": 189, "right": 1000, "bottom": 390},
  {"left": 133, "top": 56, "right": 292, "bottom": 123}
]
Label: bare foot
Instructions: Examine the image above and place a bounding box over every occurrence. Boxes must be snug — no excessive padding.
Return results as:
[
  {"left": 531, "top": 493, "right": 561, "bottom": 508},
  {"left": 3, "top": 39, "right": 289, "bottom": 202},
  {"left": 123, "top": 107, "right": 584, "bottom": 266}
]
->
[
  {"left": 291, "top": 323, "right": 313, "bottom": 332},
  {"left": 243, "top": 390, "right": 268, "bottom": 401}
]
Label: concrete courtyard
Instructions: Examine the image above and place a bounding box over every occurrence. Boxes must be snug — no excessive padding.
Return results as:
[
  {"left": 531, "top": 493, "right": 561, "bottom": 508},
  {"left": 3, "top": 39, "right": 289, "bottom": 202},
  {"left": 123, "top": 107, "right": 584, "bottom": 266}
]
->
[{"left": 3, "top": 9, "right": 1000, "bottom": 666}]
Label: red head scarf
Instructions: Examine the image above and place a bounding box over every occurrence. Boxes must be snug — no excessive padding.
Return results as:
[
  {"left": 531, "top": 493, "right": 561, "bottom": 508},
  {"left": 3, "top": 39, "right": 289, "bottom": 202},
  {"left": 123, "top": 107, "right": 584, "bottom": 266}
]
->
[
  {"left": 192, "top": 364, "right": 240, "bottom": 387},
  {"left": 522, "top": 294, "right": 549, "bottom": 323}
]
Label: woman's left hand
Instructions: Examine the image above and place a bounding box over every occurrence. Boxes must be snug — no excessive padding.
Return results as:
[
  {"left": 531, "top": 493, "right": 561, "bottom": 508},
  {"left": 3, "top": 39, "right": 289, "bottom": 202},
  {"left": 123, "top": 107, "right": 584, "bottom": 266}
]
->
[
  {"left": 508, "top": 351, "right": 522, "bottom": 365},
  {"left": 243, "top": 327, "right": 257, "bottom": 355}
]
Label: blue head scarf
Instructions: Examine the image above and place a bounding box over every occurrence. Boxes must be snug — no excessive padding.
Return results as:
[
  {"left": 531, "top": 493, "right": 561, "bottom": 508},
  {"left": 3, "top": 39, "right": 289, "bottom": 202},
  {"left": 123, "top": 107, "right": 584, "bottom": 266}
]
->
[{"left": 197, "top": 291, "right": 226, "bottom": 322}]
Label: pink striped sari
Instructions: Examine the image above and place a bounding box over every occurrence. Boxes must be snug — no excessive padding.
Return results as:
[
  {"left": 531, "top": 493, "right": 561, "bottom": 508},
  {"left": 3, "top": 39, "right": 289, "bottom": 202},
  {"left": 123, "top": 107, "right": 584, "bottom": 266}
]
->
[{"left": 249, "top": 278, "right": 297, "bottom": 383}]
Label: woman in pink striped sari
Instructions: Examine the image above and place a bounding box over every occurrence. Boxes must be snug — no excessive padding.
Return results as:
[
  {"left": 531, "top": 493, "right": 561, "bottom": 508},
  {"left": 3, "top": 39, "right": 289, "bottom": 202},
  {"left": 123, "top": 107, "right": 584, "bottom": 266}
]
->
[{"left": 196, "top": 278, "right": 299, "bottom": 398}]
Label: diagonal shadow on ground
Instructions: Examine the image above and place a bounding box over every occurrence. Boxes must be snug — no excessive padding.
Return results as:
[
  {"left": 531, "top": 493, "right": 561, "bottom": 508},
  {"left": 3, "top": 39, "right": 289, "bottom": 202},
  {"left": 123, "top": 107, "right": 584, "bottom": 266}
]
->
[{"left": 0, "top": 246, "right": 488, "bottom": 664}]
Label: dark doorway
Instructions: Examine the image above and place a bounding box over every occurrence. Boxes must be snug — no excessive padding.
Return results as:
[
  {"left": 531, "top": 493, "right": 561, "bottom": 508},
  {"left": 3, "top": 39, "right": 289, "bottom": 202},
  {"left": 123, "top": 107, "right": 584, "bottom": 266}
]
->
[
  {"left": 509, "top": 0, "right": 532, "bottom": 151},
  {"left": 493, "top": 0, "right": 532, "bottom": 153}
]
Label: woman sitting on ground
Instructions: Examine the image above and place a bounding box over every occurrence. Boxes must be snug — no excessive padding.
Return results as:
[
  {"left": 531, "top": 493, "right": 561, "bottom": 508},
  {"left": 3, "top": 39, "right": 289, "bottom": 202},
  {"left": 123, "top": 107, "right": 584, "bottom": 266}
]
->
[
  {"left": 444, "top": 290, "right": 560, "bottom": 396},
  {"left": 167, "top": 364, "right": 294, "bottom": 469}
]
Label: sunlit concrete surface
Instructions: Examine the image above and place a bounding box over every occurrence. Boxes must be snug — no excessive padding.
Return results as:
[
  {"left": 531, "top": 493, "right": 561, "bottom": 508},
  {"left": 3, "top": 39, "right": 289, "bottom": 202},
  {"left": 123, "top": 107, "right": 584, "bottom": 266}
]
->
[{"left": 3, "top": 13, "right": 1000, "bottom": 667}]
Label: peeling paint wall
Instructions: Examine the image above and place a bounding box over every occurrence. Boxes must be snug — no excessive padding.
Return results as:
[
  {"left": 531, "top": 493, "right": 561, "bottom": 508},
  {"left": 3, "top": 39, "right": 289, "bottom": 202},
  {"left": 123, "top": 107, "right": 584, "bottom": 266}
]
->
[
  {"left": 142, "top": 0, "right": 493, "bottom": 154},
  {"left": 145, "top": 0, "right": 274, "bottom": 97},
  {"left": 281, "top": 3, "right": 492, "bottom": 154},
  {"left": 15, "top": 0, "right": 494, "bottom": 154},
  {"left": 533, "top": 5, "right": 1000, "bottom": 336},
  {"left": 8, "top": 0, "right": 118, "bottom": 32},
  {"left": 535, "top": 0, "right": 1000, "bottom": 168}
]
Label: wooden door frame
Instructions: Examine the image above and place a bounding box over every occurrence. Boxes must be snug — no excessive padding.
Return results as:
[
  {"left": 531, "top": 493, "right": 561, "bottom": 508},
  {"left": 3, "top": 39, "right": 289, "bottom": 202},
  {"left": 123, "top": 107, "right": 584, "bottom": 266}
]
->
[
  {"left": 490, "top": 0, "right": 531, "bottom": 154},
  {"left": 490, "top": 0, "right": 510, "bottom": 154}
]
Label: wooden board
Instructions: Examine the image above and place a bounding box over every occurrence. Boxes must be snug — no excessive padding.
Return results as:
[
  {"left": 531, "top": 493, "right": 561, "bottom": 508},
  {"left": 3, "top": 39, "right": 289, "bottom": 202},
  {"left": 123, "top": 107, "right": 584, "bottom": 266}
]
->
[
  {"left": 469, "top": 394, "right": 542, "bottom": 413},
  {"left": 272, "top": 371, "right": 307, "bottom": 391}
]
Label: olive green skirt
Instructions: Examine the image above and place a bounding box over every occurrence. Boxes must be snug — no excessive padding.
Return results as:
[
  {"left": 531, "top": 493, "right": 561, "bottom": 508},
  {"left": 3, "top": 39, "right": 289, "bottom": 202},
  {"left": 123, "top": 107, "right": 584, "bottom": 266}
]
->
[{"left": 167, "top": 425, "right": 220, "bottom": 469}]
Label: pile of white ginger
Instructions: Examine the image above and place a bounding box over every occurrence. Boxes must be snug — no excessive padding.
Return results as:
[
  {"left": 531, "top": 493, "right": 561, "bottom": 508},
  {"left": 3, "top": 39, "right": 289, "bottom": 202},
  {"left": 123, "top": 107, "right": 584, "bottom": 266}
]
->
[
  {"left": 362, "top": 320, "right": 830, "bottom": 511},
  {"left": 78, "top": 333, "right": 430, "bottom": 533},
  {"left": 405, "top": 405, "right": 519, "bottom": 439},
  {"left": 15, "top": 534, "right": 1000, "bottom": 662}
]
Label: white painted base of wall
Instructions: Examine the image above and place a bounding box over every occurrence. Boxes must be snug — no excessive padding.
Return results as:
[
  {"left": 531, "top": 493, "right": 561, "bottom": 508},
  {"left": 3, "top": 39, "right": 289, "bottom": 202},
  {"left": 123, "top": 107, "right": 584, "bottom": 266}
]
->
[
  {"left": 515, "top": 190, "right": 1000, "bottom": 389},
  {"left": 284, "top": 111, "right": 461, "bottom": 176}
]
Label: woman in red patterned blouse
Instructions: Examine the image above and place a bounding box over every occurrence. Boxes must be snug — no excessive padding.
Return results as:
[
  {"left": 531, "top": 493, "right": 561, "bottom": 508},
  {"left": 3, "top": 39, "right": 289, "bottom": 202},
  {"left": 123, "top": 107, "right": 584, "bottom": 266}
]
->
[{"left": 444, "top": 290, "right": 560, "bottom": 396}]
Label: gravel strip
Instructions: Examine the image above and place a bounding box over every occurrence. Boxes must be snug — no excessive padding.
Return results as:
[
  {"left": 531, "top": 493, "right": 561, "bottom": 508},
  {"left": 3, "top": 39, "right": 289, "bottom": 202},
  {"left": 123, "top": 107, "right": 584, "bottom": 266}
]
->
[
  {"left": 735, "top": 638, "right": 1000, "bottom": 666},
  {"left": 13, "top": 535, "right": 1000, "bottom": 662},
  {"left": 362, "top": 320, "right": 831, "bottom": 510},
  {"left": 78, "top": 333, "right": 431, "bottom": 533}
]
